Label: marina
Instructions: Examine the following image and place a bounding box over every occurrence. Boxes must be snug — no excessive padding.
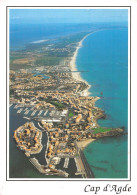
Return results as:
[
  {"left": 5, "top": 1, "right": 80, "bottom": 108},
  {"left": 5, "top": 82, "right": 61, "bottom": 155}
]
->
[{"left": 13, "top": 104, "right": 68, "bottom": 121}]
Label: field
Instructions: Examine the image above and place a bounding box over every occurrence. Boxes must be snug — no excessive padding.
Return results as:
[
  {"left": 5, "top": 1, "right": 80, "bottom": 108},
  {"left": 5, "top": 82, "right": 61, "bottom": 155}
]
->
[{"left": 92, "top": 127, "right": 113, "bottom": 134}]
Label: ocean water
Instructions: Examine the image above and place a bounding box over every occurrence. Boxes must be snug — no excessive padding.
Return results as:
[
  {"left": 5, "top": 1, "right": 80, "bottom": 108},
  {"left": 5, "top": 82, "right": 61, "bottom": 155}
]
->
[{"left": 76, "top": 29, "right": 128, "bottom": 178}]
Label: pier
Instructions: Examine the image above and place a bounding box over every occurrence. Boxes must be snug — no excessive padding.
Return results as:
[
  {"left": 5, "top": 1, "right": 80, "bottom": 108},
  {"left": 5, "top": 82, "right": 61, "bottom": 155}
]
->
[
  {"left": 14, "top": 104, "right": 19, "bottom": 109},
  {"left": 24, "top": 110, "right": 30, "bottom": 115},
  {"left": 29, "top": 158, "right": 45, "bottom": 173},
  {"left": 24, "top": 108, "right": 28, "bottom": 112},
  {"left": 74, "top": 157, "right": 86, "bottom": 176},
  {"left": 31, "top": 110, "right": 37, "bottom": 116},
  {"left": 43, "top": 110, "right": 48, "bottom": 116},
  {"left": 63, "top": 157, "right": 69, "bottom": 168},
  {"left": 49, "top": 110, "right": 56, "bottom": 117},
  {"left": 79, "top": 150, "right": 94, "bottom": 178},
  {"left": 38, "top": 110, "right": 43, "bottom": 116},
  {"left": 17, "top": 108, "right": 23, "bottom": 114}
]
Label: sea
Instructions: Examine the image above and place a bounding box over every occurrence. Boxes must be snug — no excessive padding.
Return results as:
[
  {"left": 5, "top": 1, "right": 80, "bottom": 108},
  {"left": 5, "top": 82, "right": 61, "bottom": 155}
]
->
[
  {"left": 76, "top": 28, "right": 128, "bottom": 178},
  {"left": 9, "top": 23, "right": 128, "bottom": 179}
]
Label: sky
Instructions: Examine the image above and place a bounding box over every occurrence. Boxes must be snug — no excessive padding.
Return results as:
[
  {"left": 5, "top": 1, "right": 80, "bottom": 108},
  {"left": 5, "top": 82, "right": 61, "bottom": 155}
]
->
[{"left": 10, "top": 9, "right": 128, "bottom": 24}]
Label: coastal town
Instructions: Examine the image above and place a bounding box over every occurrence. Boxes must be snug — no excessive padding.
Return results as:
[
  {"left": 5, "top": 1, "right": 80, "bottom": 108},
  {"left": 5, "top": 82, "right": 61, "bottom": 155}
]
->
[{"left": 10, "top": 32, "right": 124, "bottom": 178}]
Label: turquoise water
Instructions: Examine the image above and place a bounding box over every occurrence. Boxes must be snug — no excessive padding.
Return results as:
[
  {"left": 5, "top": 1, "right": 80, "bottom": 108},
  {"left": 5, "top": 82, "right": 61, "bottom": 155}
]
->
[{"left": 76, "top": 29, "right": 128, "bottom": 178}]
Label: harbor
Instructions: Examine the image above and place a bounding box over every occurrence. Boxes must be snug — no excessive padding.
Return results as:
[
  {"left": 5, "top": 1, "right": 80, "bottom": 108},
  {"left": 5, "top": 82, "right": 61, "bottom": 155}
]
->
[
  {"left": 10, "top": 105, "right": 85, "bottom": 178},
  {"left": 13, "top": 104, "right": 68, "bottom": 122}
]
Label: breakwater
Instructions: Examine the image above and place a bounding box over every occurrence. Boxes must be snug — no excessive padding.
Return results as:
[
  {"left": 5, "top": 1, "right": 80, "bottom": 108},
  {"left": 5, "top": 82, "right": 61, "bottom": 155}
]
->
[{"left": 79, "top": 150, "right": 94, "bottom": 178}]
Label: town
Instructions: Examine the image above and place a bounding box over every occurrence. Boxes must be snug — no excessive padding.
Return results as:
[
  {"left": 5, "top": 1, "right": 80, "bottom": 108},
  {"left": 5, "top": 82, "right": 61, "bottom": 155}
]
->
[{"left": 11, "top": 64, "right": 124, "bottom": 178}]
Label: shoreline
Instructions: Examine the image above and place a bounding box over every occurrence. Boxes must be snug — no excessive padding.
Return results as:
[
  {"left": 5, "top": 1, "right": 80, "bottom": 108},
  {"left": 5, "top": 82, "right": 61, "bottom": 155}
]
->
[
  {"left": 69, "top": 31, "right": 99, "bottom": 97},
  {"left": 69, "top": 33, "right": 92, "bottom": 96},
  {"left": 76, "top": 138, "right": 96, "bottom": 150}
]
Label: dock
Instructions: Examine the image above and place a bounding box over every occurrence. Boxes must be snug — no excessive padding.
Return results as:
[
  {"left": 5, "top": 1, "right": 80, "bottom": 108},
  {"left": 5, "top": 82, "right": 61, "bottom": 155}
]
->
[
  {"left": 74, "top": 157, "right": 86, "bottom": 176},
  {"left": 14, "top": 104, "right": 19, "bottom": 109},
  {"left": 24, "top": 110, "right": 30, "bottom": 115},
  {"left": 43, "top": 110, "right": 48, "bottom": 116},
  {"left": 31, "top": 110, "right": 37, "bottom": 116},
  {"left": 9, "top": 104, "right": 13, "bottom": 107},
  {"left": 63, "top": 157, "right": 69, "bottom": 168},
  {"left": 29, "top": 158, "right": 46, "bottom": 173},
  {"left": 17, "top": 108, "right": 23, "bottom": 114},
  {"left": 49, "top": 110, "right": 55, "bottom": 116},
  {"left": 38, "top": 110, "right": 43, "bottom": 116}
]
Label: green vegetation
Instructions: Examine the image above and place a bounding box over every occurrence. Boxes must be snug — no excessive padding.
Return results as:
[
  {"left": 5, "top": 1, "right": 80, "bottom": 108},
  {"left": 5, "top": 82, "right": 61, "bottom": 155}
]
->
[
  {"left": 34, "top": 56, "right": 64, "bottom": 66},
  {"left": 10, "top": 32, "right": 91, "bottom": 71},
  {"left": 10, "top": 56, "right": 20, "bottom": 64},
  {"left": 68, "top": 110, "right": 74, "bottom": 118},
  {"left": 10, "top": 63, "right": 32, "bottom": 70},
  {"left": 92, "top": 127, "right": 113, "bottom": 134},
  {"left": 10, "top": 52, "right": 29, "bottom": 62},
  {"left": 58, "top": 32, "right": 88, "bottom": 47},
  {"left": 46, "top": 100, "right": 65, "bottom": 109},
  {"left": 25, "top": 41, "right": 51, "bottom": 50}
]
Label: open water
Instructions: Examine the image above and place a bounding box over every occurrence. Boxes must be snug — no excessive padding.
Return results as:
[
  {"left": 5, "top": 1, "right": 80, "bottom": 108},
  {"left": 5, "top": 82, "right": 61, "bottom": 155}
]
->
[{"left": 76, "top": 28, "right": 128, "bottom": 178}]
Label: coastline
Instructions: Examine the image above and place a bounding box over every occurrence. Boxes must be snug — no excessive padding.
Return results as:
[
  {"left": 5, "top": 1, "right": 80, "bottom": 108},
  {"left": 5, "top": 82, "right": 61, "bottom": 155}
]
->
[
  {"left": 69, "top": 32, "right": 102, "bottom": 178},
  {"left": 69, "top": 33, "right": 92, "bottom": 96},
  {"left": 76, "top": 138, "right": 96, "bottom": 150},
  {"left": 69, "top": 31, "right": 100, "bottom": 97}
]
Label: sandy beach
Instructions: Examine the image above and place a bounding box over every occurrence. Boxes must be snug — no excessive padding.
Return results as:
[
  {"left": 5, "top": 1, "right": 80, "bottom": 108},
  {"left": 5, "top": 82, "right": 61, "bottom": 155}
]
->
[
  {"left": 69, "top": 32, "right": 93, "bottom": 96},
  {"left": 76, "top": 138, "right": 96, "bottom": 150}
]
